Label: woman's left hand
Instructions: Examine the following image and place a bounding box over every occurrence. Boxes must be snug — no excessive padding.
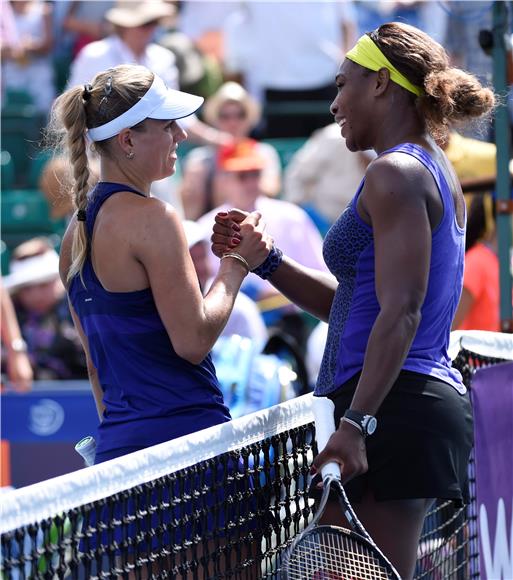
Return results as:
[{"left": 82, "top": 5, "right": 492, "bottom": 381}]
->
[
  {"left": 311, "top": 421, "right": 368, "bottom": 483},
  {"left": 211, "top": 209, "right": 249, "bottom": 258}
]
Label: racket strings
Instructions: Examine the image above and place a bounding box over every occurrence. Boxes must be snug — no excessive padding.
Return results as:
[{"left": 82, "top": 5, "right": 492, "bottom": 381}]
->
[{"left": 284, "top": 529, "right": 393, "bottom": 579}]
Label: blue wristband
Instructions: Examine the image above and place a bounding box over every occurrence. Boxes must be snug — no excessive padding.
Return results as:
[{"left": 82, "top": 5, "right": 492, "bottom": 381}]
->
[{"left": 251, "top": 246, "right": 283, "bottom": 280}]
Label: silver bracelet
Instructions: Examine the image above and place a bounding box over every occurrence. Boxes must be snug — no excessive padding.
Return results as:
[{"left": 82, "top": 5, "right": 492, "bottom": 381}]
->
[
  {"left": 221, "top": 252, "right": 250, "bottom": 274},
  {"left": 340, "top": 416, "right": 364, "bottom": 435}
]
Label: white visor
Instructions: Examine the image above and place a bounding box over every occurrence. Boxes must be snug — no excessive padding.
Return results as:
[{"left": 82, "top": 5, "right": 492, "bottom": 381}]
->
[{"left": 87, "top": 74, "right": 204, "bottom": 142}]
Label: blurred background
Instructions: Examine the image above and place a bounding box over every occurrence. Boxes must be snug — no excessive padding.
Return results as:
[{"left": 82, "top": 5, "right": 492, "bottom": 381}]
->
[{"left": 1, "top": 0, "right": 512, "bottom": 488}]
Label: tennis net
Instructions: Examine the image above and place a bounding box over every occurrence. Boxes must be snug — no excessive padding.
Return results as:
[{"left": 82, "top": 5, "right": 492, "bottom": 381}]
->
[{"left": 1, "top": 330, "right": 511, "bottom": 579}]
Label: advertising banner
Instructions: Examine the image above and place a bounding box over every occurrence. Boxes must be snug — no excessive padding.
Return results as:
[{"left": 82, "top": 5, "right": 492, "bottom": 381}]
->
[{"left": 473, "top": 362, "right": 513, "bottom": 579}]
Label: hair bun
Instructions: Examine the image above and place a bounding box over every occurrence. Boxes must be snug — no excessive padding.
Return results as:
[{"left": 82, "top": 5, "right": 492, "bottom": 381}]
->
[{"left": 424, "top": 68, "right": 495, "bottom": 122}]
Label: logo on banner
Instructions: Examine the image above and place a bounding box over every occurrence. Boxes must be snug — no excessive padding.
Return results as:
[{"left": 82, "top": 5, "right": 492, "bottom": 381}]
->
[
  {"left": 480, "top": 498, "right": 513, "bottom": 579},
  {"left": 29, "top": 399, "right": 65, "bottom": 436}
]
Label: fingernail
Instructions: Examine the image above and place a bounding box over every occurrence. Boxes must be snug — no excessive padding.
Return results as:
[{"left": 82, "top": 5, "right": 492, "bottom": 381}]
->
[
  {"left": 231, "top": 238, "right": 240, "bottom": 245},
  {"left": 232, "top": 224, "right": 241, "bottom": 231},
  {"left": 217, "top": 212, "right": 228, "bottom": 217}
]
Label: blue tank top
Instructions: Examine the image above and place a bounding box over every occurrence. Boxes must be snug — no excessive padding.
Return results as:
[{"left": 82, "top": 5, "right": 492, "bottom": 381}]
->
[
  {"left": 315, "top": 143, "right": 465, "bottom": 396},
  {"left": 68, "top": 182, "right": 231, "bottom": 458}
]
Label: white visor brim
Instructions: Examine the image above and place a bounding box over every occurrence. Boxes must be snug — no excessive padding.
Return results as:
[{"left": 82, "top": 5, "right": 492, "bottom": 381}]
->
[{"left": 87, "top": 73, "right": 204, "bottom": 142}]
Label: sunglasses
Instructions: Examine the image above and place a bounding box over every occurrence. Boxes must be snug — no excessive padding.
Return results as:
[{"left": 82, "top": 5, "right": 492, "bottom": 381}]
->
[
  {"left": 218, "top": 110, "right": 247, "bottom": 121},
  {"left": 233, "top": 170, "right": 262, "bottom": 181}
]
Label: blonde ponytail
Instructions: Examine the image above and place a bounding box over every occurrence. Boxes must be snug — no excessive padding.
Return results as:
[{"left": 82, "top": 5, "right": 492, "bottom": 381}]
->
[{"left": 46, "top": 65, "right": 154, "bottom": 284}]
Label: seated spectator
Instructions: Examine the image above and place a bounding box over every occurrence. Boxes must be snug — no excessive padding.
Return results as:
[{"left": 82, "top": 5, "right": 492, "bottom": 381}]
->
[
  {"left": 283, "top": 122, "right": 374, "bottom": 231},
  {"left": 1, "top": 0, "right": 55, "bottom": 113},
  {"left": 4, "top": 238, "right": 88, "bottom": 380},
  {"left": 452, "top": 195, "right": 503, "bottom": 332},
  {"left": 157, "top": 27, "right": 223, "bottom": 98},
  {"left": 183, "top": 220, "right": 268, "bottom": 351},
  {"left": 180, "top": 81, "right": 282, "bottom": 219},
  {"left": 198, "top": 141, "right": 330, "bottom": 354},
  {"left": 1, "top": 278, "right": 33, "bottom": 391},
  {"left": 444, "top": 130, "right": 496, "bottom": 187},
  {"left": 62, "top": 0, "right": 113, "bottom": 58},
  {"left": 66, "top": 0, "right": 230, "bottom": 149}
]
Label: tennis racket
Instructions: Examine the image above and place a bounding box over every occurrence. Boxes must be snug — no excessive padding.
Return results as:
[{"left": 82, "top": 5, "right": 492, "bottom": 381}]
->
[{"left": 280, "top": 396, "right": 401, "bottom": 580}]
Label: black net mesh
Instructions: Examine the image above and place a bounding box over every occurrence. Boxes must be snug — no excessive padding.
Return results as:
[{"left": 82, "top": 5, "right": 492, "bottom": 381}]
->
[
  {"left": 0, "top": 340, "right": 509, "bottom": 579},
  {"left": 413, "top": 346, "right": 509, "bottom": 580}
]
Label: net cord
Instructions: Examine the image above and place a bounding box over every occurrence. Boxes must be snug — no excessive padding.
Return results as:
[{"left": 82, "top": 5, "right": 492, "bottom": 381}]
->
[
  {"left": 0, "top": 394, "right": 315, "bottom": 534},
  {"left": 448, "top": 330, "right": 513, "bottom": 361}
]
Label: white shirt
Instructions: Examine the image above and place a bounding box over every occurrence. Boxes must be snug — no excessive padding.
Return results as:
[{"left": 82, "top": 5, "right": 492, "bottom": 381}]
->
[
  {"left": 224, "top": 0, "right": 356, "bottom": 98},
  {"left": 283, "top": 123, "right": 374, "bottom": 224},
  {"left": 67, "top": 35, "right": 178, "bottom": 89},
  {"left": 222, "top": 291, "right": 268, "bottom": 352}
]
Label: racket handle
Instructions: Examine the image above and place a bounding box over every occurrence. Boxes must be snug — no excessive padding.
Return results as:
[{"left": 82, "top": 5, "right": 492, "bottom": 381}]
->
[{"left": 313, "top": 396, "right": 341, "bottom": 480}]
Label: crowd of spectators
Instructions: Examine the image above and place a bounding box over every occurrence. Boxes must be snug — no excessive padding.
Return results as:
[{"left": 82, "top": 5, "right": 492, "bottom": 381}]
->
[{"left": 1, "top": 0, "right": 510, "bottom": 392}]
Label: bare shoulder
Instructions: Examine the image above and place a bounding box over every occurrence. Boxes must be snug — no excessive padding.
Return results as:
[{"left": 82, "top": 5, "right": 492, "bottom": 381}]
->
[
  {"left": 363, "top": 151, "right": 434, "bottom": 210},
  {"left": 132, "top": 196, "right": 183, "bottom": 243},
  {"left": 123, "top": 196, "right": 188, "bottom": 267}
]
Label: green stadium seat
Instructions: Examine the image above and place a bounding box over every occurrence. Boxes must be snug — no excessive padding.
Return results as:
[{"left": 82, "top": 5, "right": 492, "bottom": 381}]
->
[
  {"left": 1, "top": 241, "right": 10, "bottom": 277},
  {"left": 1, "top": 110, "right": 46, "bottom": 187},
  {"left": 29, "top": 150, "right": 53, "bottom": 189},
  {"left": 1, "top": 150, "right": 15, "bottom": 190},
  {"left": 262, "top": 137, "right": 307, "bottom": 169},
  {"left": 2, "top": 88, "right": 34, "bottom": 108},
  {"left": 1, "top": 189, "right": 65, "bottom": 237}
]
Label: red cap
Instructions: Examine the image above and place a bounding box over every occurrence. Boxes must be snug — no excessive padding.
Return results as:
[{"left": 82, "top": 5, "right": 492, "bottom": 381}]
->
[{"left": 217, "top": 139, "right": 265, "bottom": 172}]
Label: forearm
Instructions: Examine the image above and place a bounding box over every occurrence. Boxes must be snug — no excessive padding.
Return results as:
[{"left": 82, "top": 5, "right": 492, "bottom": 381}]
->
[
  {"left": 267, "top": 256, "right": 337, "bottom": 322},
  {"left": 178, "top": 259, "right": 247, "bottom": 363},
  {"left": 1, "top": 286, "right": 23, "bottom": 346},
  {"left": 350, "top": 308, "right": 421, "bottom": 415}
]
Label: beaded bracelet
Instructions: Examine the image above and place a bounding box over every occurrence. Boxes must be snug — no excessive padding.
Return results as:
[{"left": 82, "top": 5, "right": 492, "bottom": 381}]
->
[
  {"left": 221, "top": 252, "right": 250, "bottom": 274},
  {"left": 251, "top": 245, "right": 283, "bottom": 280}
]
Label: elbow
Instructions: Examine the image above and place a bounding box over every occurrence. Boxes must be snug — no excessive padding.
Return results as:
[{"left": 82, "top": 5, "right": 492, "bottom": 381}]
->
[
  {"left": 173, "top": 341, "right": 210, "bottom": 366},
  {"left": 381, "top": 296, "right": 423, "bottom": 336}
]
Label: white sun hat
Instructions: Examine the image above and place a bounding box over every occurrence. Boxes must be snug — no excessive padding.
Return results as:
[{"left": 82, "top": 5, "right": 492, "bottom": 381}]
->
[
  {"left": 183, "top": 220, "right": 209, "bottom": 249},
  {"left": 105, "top": 0, "right": 175, "bottom": 29},
  {"left": 4, "top": 249, "right": 60, "bottom": 293},
  {"left": 87, "top": 71, "right": 204, "bottom": 142}
]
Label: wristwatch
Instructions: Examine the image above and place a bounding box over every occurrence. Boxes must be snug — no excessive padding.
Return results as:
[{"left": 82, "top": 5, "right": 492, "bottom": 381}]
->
[{"left": 342, "top": 409, "right": 377, "bottom": 437}]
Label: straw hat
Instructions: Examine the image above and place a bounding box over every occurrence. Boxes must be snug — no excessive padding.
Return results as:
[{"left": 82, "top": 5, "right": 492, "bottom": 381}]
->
[
  {"left": 203, "top": 82, "right": 261, "bottom": 128},
  {"left": 105, "top": 0, "right": 175, "bottom": 28},
  {"left": 4, "top": 249, "right": 60, "bottom": 293}
]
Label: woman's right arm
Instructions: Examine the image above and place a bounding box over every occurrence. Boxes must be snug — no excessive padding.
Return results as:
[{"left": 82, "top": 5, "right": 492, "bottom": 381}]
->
[
  {"left": 135, "top": 201, "right": 271, "bottom": 364},
  {"left": 68, "top": 302, "right": 105, "bottom": 421},
  {"left": 60, "top": 222, "right": 105, "bottom": 420}
]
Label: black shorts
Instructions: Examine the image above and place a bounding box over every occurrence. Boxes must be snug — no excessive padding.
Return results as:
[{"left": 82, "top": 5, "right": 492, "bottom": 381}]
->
[{"left": 312, "top": 370, "right": 474, "bottom": 506}]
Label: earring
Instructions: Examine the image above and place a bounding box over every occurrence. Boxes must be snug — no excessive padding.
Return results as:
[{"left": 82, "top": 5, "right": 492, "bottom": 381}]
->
[{"left": 126, "top": 151, "right": 134, "bottom": 160}]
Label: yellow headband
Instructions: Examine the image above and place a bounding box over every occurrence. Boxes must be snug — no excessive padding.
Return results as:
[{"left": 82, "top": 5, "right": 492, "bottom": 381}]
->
[{"left": 345, "top": 34, "right": 424, "bottom": 97}]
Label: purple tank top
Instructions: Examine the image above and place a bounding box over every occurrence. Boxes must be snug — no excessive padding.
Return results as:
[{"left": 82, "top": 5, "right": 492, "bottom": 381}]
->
[
  {"left": 68, "top": 182, "right": 230, "bottom": 460},
  {"left": 315, "top": 143, "right": 466, "bottom": 396}
]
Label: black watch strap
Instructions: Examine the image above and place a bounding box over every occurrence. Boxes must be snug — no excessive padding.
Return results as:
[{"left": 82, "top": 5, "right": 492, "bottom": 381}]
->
[{"left": 342, "top": 409, "right": 377, "bottom": 437}]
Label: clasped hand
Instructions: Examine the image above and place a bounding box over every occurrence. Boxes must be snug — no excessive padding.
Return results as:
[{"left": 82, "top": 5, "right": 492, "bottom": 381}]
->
[
  {"left": 311, "top": 420, "right": 369, "bottom": 484},
  {"left": 211, "top": 209, "right": 273, "bottom": 271}
]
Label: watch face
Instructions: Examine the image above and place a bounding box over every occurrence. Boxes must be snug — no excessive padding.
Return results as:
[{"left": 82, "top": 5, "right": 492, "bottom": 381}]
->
[{"left": 366, "top": 416, "right": 377, "bottom": 436}]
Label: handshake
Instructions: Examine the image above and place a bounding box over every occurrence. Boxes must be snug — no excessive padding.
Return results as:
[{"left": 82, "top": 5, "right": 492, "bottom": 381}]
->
[{"left": 211, "top": 209, "right": 282, "bottom": 279}]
